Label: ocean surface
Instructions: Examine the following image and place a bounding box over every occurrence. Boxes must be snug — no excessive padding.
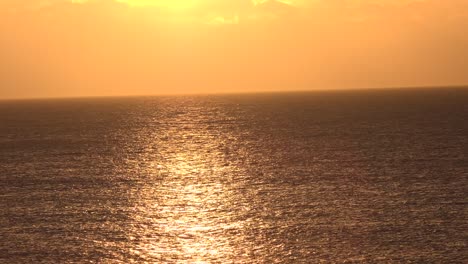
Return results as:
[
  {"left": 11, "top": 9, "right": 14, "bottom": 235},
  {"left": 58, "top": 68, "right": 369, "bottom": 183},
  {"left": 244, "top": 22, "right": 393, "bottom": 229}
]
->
[{"left": 0, "top": 88, "right": 467, "bottom": 263}]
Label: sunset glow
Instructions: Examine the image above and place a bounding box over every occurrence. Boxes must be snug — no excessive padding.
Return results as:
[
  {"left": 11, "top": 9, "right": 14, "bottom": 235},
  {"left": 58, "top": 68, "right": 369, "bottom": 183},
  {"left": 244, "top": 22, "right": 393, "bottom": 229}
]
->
[
  {"left": 117, "top": 0, "right": 200, "bottom": 8},
  {"left": 1, "top": 0, "right": 467, "bottom": 99},
  {"left": 1, "top": 1, "right": 468, "bottom": 263}
]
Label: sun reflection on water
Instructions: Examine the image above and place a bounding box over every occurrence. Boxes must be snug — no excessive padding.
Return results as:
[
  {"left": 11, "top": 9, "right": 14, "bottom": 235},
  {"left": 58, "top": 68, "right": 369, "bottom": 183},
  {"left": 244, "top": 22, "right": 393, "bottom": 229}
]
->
[{"left": 125, "top": 108, "right": 248, "bottom": 262}]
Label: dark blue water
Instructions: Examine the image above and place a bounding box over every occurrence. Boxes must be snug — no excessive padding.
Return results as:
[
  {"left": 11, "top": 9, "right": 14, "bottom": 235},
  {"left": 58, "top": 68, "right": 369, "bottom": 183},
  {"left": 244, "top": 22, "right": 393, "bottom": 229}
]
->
[{"left": 1, "top": 88, "right": 467, "bottom": 263}]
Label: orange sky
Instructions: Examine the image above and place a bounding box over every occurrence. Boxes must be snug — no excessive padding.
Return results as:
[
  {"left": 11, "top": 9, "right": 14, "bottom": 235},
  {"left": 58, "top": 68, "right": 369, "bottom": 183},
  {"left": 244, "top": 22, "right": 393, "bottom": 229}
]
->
[{"left": 1, "top": 0, "right": 467, "bottom": 99}]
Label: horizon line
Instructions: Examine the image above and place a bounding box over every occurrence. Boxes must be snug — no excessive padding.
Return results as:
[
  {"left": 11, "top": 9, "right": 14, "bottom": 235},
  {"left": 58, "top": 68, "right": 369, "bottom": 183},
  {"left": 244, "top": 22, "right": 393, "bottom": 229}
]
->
[{"left": 1, "top": 85, "right": 467, "bottom": 102}]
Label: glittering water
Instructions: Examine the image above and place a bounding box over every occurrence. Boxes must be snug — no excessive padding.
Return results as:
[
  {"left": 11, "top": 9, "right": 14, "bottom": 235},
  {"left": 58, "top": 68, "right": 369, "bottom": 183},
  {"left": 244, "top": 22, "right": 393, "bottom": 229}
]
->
[{"left": 1, "top": 88, "right": 467, "bottom": 263}]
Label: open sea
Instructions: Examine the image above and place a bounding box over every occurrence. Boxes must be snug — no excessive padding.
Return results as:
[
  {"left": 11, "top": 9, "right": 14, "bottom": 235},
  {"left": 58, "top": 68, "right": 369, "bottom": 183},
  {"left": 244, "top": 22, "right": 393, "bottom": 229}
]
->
[{"left": 0, "top": 88, "right": 467, "bottom": 263}]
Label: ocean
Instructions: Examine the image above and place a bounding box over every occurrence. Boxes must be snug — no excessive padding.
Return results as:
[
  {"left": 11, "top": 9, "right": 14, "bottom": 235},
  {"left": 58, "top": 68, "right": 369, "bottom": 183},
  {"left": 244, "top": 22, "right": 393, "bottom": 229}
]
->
[{"left": 0, "top": 88, "right": 467, "bottom": 263}]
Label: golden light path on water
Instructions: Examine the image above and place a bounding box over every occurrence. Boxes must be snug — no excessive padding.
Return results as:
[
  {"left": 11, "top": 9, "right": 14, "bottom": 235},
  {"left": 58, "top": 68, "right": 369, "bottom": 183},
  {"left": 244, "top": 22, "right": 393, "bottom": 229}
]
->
[{"left": 122, "top": 100, "right": 256, "bottom": 263}]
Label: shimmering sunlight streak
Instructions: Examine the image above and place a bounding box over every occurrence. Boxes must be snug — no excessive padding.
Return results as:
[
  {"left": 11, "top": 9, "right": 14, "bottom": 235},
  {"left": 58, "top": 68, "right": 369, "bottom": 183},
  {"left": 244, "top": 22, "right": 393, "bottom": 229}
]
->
[{"left": 125, "top": 109, "right": 249, "bottom": 262}]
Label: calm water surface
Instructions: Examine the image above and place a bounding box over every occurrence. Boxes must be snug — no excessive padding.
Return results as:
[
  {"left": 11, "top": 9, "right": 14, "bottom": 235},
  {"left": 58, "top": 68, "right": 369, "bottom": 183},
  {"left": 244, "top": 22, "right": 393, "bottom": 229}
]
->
[{"left": 0, "top": 88, "right": 467, "bottom": 263}]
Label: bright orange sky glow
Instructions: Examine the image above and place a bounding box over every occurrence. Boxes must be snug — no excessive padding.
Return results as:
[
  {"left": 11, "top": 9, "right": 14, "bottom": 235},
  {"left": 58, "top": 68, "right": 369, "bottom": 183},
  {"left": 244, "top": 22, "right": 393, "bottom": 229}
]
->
[{"left": 1, "top": 0, "right": 467, "bottom": 99}]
